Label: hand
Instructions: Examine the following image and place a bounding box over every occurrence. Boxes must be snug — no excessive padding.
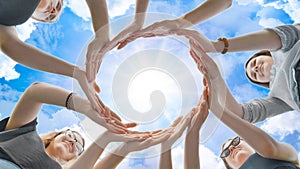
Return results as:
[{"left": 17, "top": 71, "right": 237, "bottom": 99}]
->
[
  {"left": 173, "top": 28, "right": 215, "bottom": 53},
  {"left": 117, "top": 19, "right": 187, "bottom": 49},
  {"left": 161, "top": 110, "right": 196, "bottom": 149},
  {"left": 117, "top": 116, "right": 186, "bottom": 154},
  {"left": 86, "top": 32, "right": 109, "bottom": 82},
  {"left": 190, "top": 46, "right": 227, "bottom": 116},
  {"left": 188, "top": 89, "right": 209, "bottom": 133},
  {"left": 189, "top": 40, "right": 222, "bottom": 82},
  {"left": 87, "top": 22, "right": 143, "bottom": 82},
  {"left": 73, "top": 67, "right": 103, "bottom": 113},
  {"left": 96, "top": 130, "right": 147, "bottom": 148}
]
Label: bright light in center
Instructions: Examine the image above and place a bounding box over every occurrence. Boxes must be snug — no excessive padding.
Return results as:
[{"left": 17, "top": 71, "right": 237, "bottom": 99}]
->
[{"left": 128, "top": 68, "right": 181, "bottom": 113}]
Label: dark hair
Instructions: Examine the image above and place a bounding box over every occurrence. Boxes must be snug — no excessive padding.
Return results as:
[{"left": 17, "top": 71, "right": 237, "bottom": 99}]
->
[
  {"left": 245, "top": 50, "right": 272, "bottom": 88},
  {"left": 221, "top": 138, "right": 234, "bottom": 169}
]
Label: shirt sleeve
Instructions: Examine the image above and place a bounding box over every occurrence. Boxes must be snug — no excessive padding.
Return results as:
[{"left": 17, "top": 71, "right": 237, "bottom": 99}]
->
[
  {"left": 241, "top": 97, "right": 293, "bottom": 123},
  {"left": 266, "top": 24, "right": 300, "bottom": 52}
]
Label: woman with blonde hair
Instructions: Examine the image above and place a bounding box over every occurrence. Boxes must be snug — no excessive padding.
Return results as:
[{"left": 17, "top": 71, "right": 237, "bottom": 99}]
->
[{"left": 0, "top": 81, "right": 180, "bottom": 169}]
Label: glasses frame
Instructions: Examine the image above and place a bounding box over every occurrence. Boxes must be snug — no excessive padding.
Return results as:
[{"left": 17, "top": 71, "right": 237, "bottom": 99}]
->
[
  {"left": 220, "top": 136, "right": 241, "bottom": 159},
  {"left": 64, "top": 129, "right": 84, "bottom": 155}
]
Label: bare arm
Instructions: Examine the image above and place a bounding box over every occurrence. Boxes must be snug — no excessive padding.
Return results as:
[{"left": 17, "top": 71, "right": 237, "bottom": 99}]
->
[
  {"left": 0, "top": 26, "right": 75, "bottom": 77},
  {"left": 179, "top": 0, "right": 232, "bottom": 27},
  {"left": 5, "top": 82, "right": 129, "bottom": 133},
  {"left": 85, "top": 0, "right": 109, "bottom": 34},
  {"left": 211, "top": 29, "right": 282, "bottom": 53},
  {"left": 197, "top": 47, "right": 299, "bottom": 165}
]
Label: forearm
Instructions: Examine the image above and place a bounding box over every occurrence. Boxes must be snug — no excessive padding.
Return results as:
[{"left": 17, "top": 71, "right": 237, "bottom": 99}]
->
[
  {"left": 86, "top": 0, "right": 109, "bottom": 37},
  {"left": 220, "top": 107, "right": 298, "bottom": 161},
  {"left": 134, "top": 0, "right": 150, "bottom": 25},
  {"left": 211, "top": 29, "right": 282, "bottom": 53},
  {"left": 68, "top": 142, "right": 106, "bottom": 169},
  {"left": 159, "top": 148, "right": 172, "bottom": 169},
  {"left": 184, "top": 130, "right": 200, "bottom": 169},
  {"left": 180, "top": 0, "right": 232, "bottom": 28},
  {"left": 93, "top": 144, "right": 128, "bottom": 169},
  {"left": 0, "top": 27, "right": 76, "bottom": 78}
]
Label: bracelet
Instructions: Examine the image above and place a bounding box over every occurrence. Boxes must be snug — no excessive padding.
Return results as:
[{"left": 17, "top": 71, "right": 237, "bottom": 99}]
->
[
  {"left": 217, "top": 37, "right": 229, "bottom": 54},
  {"left": 65, "top": 92, "right": 75, "bottom": 109}
]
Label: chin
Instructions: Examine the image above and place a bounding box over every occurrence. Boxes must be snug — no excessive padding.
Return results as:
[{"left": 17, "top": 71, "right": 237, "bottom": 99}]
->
[{"left": 236, "top": 152, "right": 251, "bottom": 165}]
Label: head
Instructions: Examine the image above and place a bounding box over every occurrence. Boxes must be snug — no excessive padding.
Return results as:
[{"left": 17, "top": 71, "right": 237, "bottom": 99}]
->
[
  {"left": 31, "top": 0, "right": 64, "bottom": 23},
  {"left": 40, "top": 129, "right": 85, "bottom": 164},
  {"left": 220, "top": 136, "right": 255, "bottom": 169},
  {"left": 245, "top": 50, "right": 274, "bottom": 88}
]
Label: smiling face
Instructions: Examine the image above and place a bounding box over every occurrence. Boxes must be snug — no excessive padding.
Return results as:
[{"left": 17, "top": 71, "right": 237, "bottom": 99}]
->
[
  {"left": 222, "top": 138, "right": 255, "bottom": 169},
  {"left": 31, "top": 0, "right": 64, "bottom": 22},
  {"left": 246, "top": 55, "right": 274, "bottom": 83},
  {"left": 45, "top": 130, "right": 84, "bottom": 163}
]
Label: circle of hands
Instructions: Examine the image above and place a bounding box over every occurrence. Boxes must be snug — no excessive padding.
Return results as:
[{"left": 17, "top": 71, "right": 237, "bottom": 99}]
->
[{"left": 76, "top": 20, "right": 221, "bottom": 148}]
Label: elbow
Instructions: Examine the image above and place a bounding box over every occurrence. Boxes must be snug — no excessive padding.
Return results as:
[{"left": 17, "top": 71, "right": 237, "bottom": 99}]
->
[
  {"left": 256, "top": 141, "right": 278, "bottom": 158},
  {"left": 25, "top": 82, "right": 44, "bottom": 98}
]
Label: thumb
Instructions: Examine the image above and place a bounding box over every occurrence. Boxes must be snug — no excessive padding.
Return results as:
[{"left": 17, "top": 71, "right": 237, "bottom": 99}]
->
[{"left": 93, "top": 82, "right": 101, "bottom": 93}]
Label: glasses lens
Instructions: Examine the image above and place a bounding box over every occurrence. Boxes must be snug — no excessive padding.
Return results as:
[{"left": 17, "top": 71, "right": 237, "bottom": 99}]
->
[
  {"left": 232, "top": 137, "right": 240, "bottom": 146},
  {"left": 220, "top": 149, "right": 230, "bottom": 158}
]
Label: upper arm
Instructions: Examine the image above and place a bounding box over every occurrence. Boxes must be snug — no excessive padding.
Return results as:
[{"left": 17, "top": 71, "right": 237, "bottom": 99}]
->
[
  {"left": 5, "top": 83, "right": 43, "bottom": 130},
  {"left": 241, "top": 97, "right": 293, "bottom": 123},
  {"left": 260, "top": 141, "right": 299, "bottom": 165},
  {"left": 266, "top": 24, "right": 300, "bottom": 52}
]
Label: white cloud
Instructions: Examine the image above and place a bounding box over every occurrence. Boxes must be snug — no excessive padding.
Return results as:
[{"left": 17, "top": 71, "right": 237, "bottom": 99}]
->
[
  {"left": 262, "top": 0, "right": 300, "bottom": 23},
  {"left": 0, "top": 84, "right": 22, "bottom": 119},
  {"left": 258, "top": 17, "right": 284, "bottom": 28},
  {"left": 37, "top": 108, "right": 81, "bottom": 133},
  {"left": 0, "top": 54, "right": 20, "bottom": 81},
  {"left": 107, "top": 0, "right": 136, "bottom": 18},
  {"left": 15, "top": 18, "right": 37, "bottom": 41},
  {"left": 65, "top": 0, "right": 90, "bottom": 21},
  {"left": 65, "top": 0, "right": 136, "bottom": 21},
  {"left": 232, "top": 83, "right": 268, "bottom": 103},
  {"left": 260, "top": 110, "right": 300, "bottom": 140}
]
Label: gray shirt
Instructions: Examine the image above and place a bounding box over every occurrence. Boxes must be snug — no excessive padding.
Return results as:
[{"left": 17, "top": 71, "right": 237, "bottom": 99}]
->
[
  {"left": 0, "top": 117, "right": 62, "bottom": 169},
  {"left": 242, "top": 24, "right": 300, "bottom": 123},
  {"left": 0, "top": 0, "right": 40, "bottom": 26}
]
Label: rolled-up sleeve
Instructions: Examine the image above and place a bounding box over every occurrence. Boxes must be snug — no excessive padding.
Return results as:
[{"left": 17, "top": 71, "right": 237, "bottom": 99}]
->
[
  {"left": 266, "top": 24, "right": 300, "bottom": 52},
  {"left": 241, "top": 97, "right": 293, "bottom": 123}
]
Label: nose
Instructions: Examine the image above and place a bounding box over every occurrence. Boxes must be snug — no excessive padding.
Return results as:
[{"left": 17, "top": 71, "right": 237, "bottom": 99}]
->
[
  {"left": 252, "top": 65, "right": 259, "bottom": 73},
  {"left": 50, "top": 7, "right": 56, "bottom": 13}
]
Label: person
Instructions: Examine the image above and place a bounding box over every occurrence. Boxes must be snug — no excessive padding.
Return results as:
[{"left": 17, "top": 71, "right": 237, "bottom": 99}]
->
[
  {"left": 0, "top": 81, "right": 181, "bottom": 169},
  {"left": 189, "top": 42, "right": 300, "bottom": 169},
  {"left": 161, "top": 22, "right": 300, "bottom": 124},
  {"left": 0, "top": 0, "right": 112, "bottom": 112},
  {"left": 86, "top": 0, "right": 233, "bottom": 82},
  {"left": 86, "top": 0, "right": 150, "bottom": 82}
]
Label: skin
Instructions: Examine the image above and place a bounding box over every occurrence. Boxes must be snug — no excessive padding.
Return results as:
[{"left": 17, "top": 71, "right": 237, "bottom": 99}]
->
[
  {"left": 223, "top": 139, "right": 255, "bottom": 169},
  {"left": 187, "top": 43, "right": 299, "bottom": 166},
  {"left": 32, "top": 0, "right": 63, "bottom": 22},
  {"left": 245, "top": 55, "right": 274, "bottom": 83},
  {"left": 46, "top": 131, "right": 84, "bottom": 163}
]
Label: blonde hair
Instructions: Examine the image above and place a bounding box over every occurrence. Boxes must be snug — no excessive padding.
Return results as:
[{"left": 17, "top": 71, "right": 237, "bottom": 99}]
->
[{"left": 39, "top": 130, "right": 85, "bottom": 167}]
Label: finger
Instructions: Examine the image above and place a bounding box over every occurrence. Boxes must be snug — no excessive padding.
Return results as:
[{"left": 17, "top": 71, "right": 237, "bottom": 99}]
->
[
  {"left": 93, "top": 82, "right": 101, "bottom": 93},
  {"left": 109, "top": 109, "right": 122, "bottom": 121},
  {"left": 170, "top": 116, "right": 183, "bottom": 127},
  {"left": 124, "top": 122, "right": 138, "bottom": 128}
]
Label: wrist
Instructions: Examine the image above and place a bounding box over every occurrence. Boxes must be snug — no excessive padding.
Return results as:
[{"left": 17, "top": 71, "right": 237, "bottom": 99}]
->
[
  {"left": 117, "top": 143, "right": 130, "bottom": 157},
  {"left": 177, "top": 16, "right": 194, "bottom": 28},
  {"left": 212, "top": 40, "right": 224, "bottom": 53},
  {"left": 95, "top": 25, "right": 110, "bottom": 42}
]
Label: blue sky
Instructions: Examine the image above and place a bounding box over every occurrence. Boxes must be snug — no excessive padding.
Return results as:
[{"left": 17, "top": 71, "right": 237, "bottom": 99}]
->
[{"left": 1, "top": 0, "right": 300, "bottom": 168}]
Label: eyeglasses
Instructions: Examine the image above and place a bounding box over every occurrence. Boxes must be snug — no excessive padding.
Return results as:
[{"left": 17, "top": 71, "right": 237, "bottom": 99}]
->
[
  {"left": 64, "top": 129, "right": 84, "bottom": 155},
  {"left": 220, "top": 136, "right": 240, "bottom": 159}
]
